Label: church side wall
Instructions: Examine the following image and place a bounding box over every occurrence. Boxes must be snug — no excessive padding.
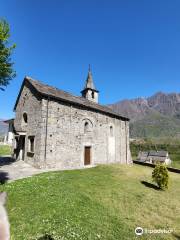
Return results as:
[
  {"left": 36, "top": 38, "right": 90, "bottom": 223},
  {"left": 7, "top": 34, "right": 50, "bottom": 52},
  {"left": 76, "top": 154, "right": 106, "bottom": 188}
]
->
[
  {"left": 41, "top": 99, "right": 131, "bottom": 169},
  {"left": 13, "top": 83, "right": 43, "bottom": 167}
]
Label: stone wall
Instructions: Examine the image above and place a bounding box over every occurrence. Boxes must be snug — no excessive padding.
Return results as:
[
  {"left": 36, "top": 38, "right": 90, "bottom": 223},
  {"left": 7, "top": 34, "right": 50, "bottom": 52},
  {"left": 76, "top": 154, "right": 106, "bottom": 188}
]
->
[
  {"left": 40, "top": 98, "right": 131, "bottom": 169},
  {"left": 14, "top": 82, "right": 43, "bottom": 166},
  {"left": 14, "top": 84, "right": 131, "bottom": 169}
]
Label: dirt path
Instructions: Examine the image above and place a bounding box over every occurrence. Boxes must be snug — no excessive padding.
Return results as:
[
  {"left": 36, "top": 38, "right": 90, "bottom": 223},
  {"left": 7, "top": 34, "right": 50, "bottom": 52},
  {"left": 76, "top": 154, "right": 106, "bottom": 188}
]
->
[{"left": 0, "top": 157, "right": 48, "bottom": 182}]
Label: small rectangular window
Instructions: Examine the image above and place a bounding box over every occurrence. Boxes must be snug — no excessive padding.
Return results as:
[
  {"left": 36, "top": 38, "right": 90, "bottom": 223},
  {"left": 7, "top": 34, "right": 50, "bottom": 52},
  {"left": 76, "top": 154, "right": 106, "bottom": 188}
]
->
[{"left": 28, "top": 136, "right": 35, "bottom": 152}]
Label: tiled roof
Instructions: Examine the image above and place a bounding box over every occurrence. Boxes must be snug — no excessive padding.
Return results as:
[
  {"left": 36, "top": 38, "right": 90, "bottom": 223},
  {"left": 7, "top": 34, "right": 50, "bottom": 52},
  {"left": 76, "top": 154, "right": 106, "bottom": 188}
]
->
[
  {"left": 14, "top": 76, "right": 129, "bottom": 121},
  {"left": 148, "top": 151, "right": 168, "bottom": 157},
  {"left": 138, "top": 151, "right": 168, "bottom": 159}
]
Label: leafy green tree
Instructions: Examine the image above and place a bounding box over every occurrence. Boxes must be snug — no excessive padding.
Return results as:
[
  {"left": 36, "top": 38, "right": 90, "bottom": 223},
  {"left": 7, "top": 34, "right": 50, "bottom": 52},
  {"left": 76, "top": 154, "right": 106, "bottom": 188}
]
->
[
  {"left": 152, "top": 163, "right": 169, "bottom": 190},
  {"left": 0, "top": 19, "right": 16, "bottom": 91}
]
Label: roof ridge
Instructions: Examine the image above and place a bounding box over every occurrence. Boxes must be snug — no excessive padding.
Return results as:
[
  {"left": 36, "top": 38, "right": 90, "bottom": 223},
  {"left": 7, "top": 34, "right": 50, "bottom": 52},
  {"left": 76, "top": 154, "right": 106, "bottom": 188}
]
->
[
  {"left": 23, "top": 76, "right": 129, "bottom": 121},
  {"left": 26, "top": 76, "right": 80, "bottom": 97},
  {"left": 27, "top": 76, "right": 101, "bottom": 105}
]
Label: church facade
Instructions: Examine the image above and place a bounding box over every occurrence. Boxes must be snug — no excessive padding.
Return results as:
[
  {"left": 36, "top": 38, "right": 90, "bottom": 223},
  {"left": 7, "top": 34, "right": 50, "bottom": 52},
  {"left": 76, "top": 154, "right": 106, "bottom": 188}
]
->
[{"left": 13, "top": 69, "right": 131, "bottom": 169}]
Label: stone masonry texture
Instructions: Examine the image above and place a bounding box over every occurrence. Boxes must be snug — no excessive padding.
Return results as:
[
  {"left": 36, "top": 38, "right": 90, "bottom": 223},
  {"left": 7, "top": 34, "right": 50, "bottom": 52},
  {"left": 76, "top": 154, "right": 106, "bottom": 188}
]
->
[{"left": 13, "top": 80, "right": 132, "bottom": 169}]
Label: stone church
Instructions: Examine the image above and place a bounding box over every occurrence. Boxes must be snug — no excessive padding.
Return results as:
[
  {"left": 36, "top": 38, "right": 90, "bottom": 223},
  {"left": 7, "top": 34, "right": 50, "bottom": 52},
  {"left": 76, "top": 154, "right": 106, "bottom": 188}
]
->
[{"left": 13, "top": 69, "right": 131, "bottom": 169}]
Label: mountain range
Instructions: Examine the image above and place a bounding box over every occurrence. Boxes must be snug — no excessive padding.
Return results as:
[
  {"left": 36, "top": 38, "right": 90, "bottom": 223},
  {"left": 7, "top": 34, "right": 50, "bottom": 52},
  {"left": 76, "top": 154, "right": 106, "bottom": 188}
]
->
[{"left": 109, "top": 92, "right": 180, "bottom": 139}]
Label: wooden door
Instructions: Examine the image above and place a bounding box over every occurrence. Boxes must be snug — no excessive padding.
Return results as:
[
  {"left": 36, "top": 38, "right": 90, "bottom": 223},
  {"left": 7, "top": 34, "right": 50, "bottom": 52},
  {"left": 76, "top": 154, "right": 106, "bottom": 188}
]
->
[{"left": 84, "top": 147, "right": 91, "bottom": 165}]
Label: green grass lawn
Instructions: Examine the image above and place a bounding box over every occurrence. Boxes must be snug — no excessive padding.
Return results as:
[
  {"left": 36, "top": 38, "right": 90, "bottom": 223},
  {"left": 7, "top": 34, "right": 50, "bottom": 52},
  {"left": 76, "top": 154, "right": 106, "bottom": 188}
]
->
[
  {"left": 0, "top": 164, "right": 180, "bottom": 240},
  {"left": 0, "top": 144, "right": 12, "bottom": 156}
]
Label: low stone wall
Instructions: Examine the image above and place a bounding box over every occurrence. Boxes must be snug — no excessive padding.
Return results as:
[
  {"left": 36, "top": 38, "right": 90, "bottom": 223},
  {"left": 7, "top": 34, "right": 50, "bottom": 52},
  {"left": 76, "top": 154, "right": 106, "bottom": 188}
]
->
[{"left": 133, "top": 160, "right": 180, "bottom": 174}]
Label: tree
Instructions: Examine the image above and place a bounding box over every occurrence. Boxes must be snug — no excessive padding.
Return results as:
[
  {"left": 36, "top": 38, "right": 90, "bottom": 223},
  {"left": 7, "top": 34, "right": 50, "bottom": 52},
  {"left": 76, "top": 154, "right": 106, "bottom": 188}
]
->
[
  {"left": 152, "top": 163, "right": 169, "bottom": 190},
  {"left": 0, "top": 19, "right": 16, "bottom": 91}
]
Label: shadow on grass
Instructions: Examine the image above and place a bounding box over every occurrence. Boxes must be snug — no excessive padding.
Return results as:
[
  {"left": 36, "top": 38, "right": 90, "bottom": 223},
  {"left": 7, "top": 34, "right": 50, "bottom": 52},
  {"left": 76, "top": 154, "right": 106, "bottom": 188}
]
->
[
  {"left": 172, "top": 233, "right": 180, "bottom": 240},
  {"left": 141, "top": 181, "right": 160, "bottom": 190},
  {"left": 0, "top": 171, "right": 9, "bottom": 184},
  {"left": 37, "top": 234, "right": 55, "bottom": 240}
]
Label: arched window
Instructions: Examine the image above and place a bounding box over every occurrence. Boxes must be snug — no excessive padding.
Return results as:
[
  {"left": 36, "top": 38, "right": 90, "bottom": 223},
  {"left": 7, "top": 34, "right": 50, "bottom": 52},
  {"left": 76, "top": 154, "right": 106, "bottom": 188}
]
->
[
  {"left": 83, "top": 119, "right": 93, "bottom": 133},
  {"left": 84, "top": 122, "right": 89, "bottom": 133},
  {"left": 23, "top": 112, "right": 28, "bottom": 123},
  {"left": 92, "top": 92, "right": 94, "bottom": 99},
  {"left": 110, "top": 126, "right": 113, "bottom": 137}
]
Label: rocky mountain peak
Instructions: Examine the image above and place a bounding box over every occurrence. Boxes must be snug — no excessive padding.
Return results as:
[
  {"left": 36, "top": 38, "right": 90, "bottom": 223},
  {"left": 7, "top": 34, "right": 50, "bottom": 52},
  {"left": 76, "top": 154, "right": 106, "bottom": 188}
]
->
[{"left": 109, "top": 91, "right": 180, "bottom": 138}]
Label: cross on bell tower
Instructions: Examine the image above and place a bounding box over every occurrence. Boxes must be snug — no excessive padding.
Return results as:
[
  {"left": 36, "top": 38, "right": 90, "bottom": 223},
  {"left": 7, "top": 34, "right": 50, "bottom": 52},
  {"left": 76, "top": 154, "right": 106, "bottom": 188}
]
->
[{"left": 81, "top": 65, "right": 99, "bottom": 103}]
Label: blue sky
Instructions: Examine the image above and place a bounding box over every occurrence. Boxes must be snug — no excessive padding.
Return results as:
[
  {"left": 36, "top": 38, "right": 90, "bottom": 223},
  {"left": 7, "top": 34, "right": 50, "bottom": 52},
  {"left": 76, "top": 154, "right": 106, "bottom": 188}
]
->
[{"left": 1, "top": 0, "right": 180, "bottom": 119}]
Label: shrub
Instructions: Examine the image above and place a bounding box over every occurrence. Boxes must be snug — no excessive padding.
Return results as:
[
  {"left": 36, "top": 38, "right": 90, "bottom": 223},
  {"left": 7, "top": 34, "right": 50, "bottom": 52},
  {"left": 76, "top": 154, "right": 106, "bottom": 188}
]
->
[{"left": 152, "top": 163, "right": 169, "bottom": 190}]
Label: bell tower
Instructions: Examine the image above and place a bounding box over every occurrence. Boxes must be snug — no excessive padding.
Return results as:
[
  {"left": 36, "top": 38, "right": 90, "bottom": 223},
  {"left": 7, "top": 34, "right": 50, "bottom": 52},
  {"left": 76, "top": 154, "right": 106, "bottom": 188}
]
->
[{"left": 81, "top": 66, "right": 99, "bottom": 103}]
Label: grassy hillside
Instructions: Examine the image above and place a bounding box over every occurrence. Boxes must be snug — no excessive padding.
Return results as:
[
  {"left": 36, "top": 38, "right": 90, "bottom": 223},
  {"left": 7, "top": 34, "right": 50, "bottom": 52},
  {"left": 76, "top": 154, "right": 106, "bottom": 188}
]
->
[
  {"left": 130, "top": 113, "right": 180, "bottom": 138},
  {"left": 0, "top": 164, "right": 180, "bottom": 240}
]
